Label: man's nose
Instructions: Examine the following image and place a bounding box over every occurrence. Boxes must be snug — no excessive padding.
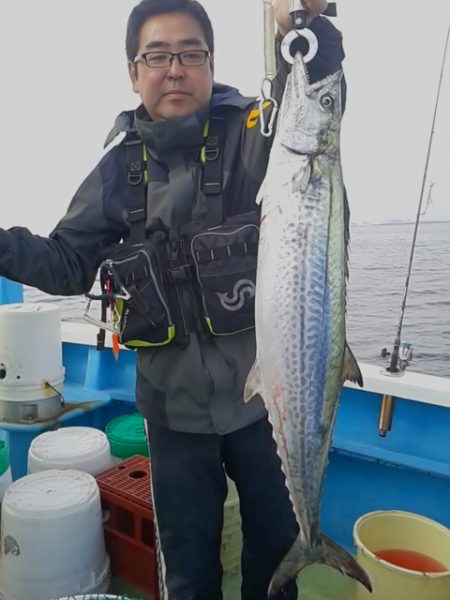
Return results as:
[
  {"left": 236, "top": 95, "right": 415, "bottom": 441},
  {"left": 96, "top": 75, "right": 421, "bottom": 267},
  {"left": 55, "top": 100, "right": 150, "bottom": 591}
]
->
[{"left": 167, "top": 56, "right": 184, "bottom": 78}]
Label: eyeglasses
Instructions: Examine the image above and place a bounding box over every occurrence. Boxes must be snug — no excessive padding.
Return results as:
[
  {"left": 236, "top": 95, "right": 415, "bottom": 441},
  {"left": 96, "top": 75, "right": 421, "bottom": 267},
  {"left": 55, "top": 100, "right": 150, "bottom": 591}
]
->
[{"left": 134, "top": 50, "right": 211, "bottom": 68}]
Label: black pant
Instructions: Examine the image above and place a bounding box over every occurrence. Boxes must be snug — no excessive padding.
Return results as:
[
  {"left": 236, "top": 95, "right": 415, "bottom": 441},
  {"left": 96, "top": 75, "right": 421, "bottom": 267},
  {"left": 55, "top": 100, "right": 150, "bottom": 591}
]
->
[{"left": 147, "top": 416, "right": 299, "bottom": 600}]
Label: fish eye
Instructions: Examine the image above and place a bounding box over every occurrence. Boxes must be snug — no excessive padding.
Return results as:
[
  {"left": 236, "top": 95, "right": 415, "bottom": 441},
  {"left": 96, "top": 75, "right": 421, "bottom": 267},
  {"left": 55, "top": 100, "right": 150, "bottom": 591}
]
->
[{"left": 320, "top": 94, "right": 334, "bottom": 110}]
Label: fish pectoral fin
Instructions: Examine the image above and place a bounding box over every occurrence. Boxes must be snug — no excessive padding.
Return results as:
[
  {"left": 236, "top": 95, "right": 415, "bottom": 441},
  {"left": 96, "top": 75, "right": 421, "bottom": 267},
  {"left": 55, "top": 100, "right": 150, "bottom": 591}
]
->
[
  {"left": 292, "top": 159, "right": 312, "bottom": 193},
  {"left": 320, "top": 534, "right": 373, "bottom": 593},
  {"left": 243, "top": 360, "right": 264, "bottom": 403},
  {"left": 342, "top": 342, "right": 364, "bottom": 387}
]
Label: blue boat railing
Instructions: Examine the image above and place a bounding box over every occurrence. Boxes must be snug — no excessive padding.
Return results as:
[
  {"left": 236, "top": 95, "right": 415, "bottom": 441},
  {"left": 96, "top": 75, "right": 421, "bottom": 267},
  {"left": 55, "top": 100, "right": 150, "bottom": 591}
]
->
[{"left": 0, "top": 278, "right": 23, "bottom": 304}]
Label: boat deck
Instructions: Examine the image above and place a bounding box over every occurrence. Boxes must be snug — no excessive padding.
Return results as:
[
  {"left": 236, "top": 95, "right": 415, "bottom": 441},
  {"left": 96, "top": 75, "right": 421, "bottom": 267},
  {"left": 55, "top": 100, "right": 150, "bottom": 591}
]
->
[{"left": 112, "top": 564, "right": 357, "bottom": 599}]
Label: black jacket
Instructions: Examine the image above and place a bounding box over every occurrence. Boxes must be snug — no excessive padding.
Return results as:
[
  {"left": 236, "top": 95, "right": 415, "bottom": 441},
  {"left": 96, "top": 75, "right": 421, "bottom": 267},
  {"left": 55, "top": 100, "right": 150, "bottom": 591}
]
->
[{"left": 0, "top": 17, "right": 345, "bottom": 433}]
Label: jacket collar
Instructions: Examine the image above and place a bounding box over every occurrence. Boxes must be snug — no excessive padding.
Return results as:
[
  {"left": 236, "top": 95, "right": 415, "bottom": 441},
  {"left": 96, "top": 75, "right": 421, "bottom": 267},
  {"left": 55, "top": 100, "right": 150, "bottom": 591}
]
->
[{"left": 104, "top": 83, "right": 254, "bottom": 151}]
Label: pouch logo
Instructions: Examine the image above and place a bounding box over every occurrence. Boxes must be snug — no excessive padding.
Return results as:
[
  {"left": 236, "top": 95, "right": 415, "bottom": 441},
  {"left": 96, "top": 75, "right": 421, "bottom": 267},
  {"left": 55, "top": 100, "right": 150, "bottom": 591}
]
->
[{"left": 216, "top": 279, "right": 255, "bottom": 312}]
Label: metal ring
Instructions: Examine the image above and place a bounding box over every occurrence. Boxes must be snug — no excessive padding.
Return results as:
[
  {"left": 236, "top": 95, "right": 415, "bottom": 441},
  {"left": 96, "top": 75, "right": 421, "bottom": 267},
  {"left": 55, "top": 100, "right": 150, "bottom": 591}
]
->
[{"left": 281, "top": 28, "right": 319, "bottom": 64}]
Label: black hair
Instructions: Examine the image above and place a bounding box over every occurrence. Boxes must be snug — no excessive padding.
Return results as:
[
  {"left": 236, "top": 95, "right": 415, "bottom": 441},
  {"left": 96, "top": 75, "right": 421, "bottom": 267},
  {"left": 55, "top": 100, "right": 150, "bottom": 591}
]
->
[{"left": 126, "top": 0, "right": 215, "bottom": 62}]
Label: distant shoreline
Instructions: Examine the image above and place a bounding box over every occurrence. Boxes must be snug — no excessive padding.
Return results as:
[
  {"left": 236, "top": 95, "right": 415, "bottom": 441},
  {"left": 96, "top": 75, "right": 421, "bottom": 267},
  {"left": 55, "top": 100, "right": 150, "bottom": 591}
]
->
[{"left": 351, "top": 220, "right": 450, "bottom": 227}]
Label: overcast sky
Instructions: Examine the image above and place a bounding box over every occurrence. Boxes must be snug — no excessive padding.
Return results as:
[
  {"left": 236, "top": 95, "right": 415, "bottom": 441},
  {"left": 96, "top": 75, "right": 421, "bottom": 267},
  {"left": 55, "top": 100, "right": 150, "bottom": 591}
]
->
[{"left": 1, "top": 0, "right": 450, "bottom": 234}]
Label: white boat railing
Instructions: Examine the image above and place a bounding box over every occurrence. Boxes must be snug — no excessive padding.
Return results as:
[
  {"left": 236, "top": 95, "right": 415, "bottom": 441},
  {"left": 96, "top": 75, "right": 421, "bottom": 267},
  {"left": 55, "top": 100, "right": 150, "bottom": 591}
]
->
[{"left": 60, "top": 321, "right": 450, "bottom": 409}]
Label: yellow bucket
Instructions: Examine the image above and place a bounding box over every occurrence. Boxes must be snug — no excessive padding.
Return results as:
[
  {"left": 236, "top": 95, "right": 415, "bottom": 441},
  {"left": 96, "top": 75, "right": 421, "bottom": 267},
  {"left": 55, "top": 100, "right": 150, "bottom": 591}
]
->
[{"left": 353, "top": 510, "right": 450, "bottom": 600}]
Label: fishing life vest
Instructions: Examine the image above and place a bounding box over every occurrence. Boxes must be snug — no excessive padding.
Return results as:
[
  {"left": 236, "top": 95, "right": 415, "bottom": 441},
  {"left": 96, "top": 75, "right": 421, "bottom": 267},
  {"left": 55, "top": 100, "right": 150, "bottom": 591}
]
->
[{"left": 92, "top": 116, "right": 260, "bottom": 349}]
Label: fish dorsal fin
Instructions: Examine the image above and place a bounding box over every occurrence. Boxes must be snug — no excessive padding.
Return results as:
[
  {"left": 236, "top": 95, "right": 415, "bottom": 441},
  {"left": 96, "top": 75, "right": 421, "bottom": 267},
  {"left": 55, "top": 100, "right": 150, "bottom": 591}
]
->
[
  {"left": 342, "top": 343, "right": 363, "bottom": 387},
  {"left": 244, "top": 359, "right": 264, "bottom": 403}
]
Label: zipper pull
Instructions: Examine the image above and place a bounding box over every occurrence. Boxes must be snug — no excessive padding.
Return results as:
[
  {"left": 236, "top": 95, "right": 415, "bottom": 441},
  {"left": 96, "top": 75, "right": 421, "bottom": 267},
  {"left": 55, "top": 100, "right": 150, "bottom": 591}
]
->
[
  {"left": 112, "top": 333, "right": 120, "bottom": 361},
  {"left": 105, "top": 279, "right": 120, "bottom": 360}
]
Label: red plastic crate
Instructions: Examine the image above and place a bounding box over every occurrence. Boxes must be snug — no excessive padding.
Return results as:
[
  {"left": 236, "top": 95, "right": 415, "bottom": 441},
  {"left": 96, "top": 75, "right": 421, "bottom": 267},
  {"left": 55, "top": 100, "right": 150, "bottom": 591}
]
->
[
  {"left": 95, "top": 455, "right": 159, "bottom": 599},
  {"left": 96, "top": 454, "right": 153, "bottom": 510}
]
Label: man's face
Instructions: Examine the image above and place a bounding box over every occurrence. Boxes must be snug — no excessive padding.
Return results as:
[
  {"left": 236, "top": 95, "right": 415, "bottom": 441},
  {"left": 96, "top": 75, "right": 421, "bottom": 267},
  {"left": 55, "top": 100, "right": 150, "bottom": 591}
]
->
[{"left": 129, "top": 12, "right": 214, "bottom": 121}]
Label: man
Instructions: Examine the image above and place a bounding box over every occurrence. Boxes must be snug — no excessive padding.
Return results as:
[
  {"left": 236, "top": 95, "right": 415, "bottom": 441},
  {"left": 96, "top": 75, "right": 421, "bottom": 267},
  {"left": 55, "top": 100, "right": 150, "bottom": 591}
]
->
[{"left": 0, "top": 1, "right": 345, "bottom": 598}]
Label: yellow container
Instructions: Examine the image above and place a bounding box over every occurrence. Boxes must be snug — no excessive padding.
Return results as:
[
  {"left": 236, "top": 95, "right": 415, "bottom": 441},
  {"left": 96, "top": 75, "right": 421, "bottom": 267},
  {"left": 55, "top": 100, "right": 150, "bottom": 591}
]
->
[{"left": 353, "top": 510, "right": 450, "bottom": 600}]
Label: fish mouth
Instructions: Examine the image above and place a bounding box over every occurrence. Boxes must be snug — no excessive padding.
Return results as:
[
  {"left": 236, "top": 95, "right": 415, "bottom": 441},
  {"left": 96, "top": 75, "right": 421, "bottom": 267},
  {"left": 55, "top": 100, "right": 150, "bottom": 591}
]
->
[
  {"left": 281, "top": 135, "right": 320, "bottom": 157},
  {"left": 281, "top": 127, "right": 337, "bottom": 157}
]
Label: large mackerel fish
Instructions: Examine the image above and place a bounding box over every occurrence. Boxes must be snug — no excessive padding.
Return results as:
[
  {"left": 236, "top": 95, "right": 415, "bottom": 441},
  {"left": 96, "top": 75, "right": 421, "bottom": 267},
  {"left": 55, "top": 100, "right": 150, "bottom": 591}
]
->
[{"left": 245, "top": 52, "right": 372, "bottom": 597}]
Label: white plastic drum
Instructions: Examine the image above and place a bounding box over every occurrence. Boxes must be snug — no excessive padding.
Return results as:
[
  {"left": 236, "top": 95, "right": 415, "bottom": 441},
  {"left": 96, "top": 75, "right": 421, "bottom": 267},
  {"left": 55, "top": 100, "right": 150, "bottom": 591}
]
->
[
  {"left": 0, "top": 303, "right": 65, "bottom": 420},
  {"left": 0, "top": 470, "right": 110, "bottom": 600},
  {"left": 28, "top": 427, "right": 115, "bottom": 476}
]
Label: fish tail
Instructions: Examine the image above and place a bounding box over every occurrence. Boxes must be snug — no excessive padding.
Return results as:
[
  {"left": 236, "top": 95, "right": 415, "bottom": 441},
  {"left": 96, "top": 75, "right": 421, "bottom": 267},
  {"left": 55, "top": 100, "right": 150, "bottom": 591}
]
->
[
  {"left": 320, "top": 534, "right": 372, "bottom": 593},
  {"left": 267, "top": 533, "right": 372, "bottom": 598},
  {"left": 267, "top": 534, "right": 309, "bottom": 599}
]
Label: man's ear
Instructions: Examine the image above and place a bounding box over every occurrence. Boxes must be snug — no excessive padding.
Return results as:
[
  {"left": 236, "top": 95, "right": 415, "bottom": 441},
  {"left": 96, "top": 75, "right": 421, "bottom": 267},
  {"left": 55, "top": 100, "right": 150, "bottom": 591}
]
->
[
  {"left": 210, "top": 55, "right": 215, "bottom": 78},
  {"left": 128, "top": 61, "right": 140, "bottom": 94}
]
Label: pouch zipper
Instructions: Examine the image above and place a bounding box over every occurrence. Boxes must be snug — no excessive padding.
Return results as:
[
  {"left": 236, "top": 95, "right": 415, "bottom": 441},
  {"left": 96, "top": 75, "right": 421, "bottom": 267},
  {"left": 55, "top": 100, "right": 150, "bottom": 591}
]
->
[
  {"left": 169, "top": 242, "right": 189, "bottom": 339},
  {"left": 139, "top": 248, "right": 174, "bottom": 325},
  {"left": 179, "top": 238, "right": 203, "bottom": 335}
]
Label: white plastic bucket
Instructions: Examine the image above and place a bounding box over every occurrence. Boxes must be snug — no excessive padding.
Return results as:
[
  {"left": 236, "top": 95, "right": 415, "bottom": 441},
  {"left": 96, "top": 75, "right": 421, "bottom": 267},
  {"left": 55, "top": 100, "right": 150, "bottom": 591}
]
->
[
  {"left": 354, "top": 510, "right": 450, "bottom": 600},
  {"left": 28, "top": 426, "right": 115, "bottom": 475},
  {"left": 0, "top": 469, "right": 110, "bottom": 600},
  {"left": 0, "top": 303, "right": 65, "bottom": 420}
]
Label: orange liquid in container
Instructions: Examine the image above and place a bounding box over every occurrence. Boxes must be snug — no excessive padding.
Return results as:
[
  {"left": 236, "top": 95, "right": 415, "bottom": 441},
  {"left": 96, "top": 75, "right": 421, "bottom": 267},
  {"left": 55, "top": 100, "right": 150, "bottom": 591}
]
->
[{"left": 375, "top": 549, "right": 447, "bottom": 573}]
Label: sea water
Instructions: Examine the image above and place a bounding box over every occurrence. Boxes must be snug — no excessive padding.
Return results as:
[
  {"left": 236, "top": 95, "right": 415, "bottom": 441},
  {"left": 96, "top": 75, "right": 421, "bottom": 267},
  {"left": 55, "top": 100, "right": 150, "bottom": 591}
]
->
[{"left": 24, "top": 222, "right": 450, "bottom": 378}]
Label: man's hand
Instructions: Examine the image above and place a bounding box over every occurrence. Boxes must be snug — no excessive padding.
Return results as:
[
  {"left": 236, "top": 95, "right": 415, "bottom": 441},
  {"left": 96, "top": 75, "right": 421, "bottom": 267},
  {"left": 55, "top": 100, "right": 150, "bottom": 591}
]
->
[{"left": 272, "top": 0, "right": 328, "bottom": 36}]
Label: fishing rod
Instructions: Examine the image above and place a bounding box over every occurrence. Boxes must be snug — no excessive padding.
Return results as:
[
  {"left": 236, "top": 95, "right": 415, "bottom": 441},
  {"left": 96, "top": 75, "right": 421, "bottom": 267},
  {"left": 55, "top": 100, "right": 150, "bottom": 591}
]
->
[{"left": 384, "top": 23, "right": 450, "bottom": 376}]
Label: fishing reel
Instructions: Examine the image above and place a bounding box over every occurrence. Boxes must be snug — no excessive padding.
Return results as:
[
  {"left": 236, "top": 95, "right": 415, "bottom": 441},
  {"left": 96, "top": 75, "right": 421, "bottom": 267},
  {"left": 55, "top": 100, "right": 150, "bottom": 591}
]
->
[
  {"left": 281, "top": 1, "right": 337, "bottom": 64},
  {"left": 378, "top": 341, "right": 413, "bottom": 435},
  {"left": 381, "top": 341, "right": 414, "bottom": 372}
]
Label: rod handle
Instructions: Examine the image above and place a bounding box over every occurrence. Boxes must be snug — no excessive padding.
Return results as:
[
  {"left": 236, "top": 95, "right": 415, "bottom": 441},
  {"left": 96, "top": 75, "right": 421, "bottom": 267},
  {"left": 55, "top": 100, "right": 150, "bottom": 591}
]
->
[{"left": 378, "top": 394, "right": 395, "bottom": 437}]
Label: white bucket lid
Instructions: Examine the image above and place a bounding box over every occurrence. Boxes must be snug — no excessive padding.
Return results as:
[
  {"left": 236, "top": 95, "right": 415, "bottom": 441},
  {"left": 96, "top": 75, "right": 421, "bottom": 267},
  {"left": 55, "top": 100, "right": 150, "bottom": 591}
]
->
[
  {"left": 0, "top": 302, "right": 60, "bottom": 316},
  {"left": 28, "top": 427, "right": 113, "bottom": 476},
  {"left": 3, "top": 469, "right": 99, "bottom": 517}
]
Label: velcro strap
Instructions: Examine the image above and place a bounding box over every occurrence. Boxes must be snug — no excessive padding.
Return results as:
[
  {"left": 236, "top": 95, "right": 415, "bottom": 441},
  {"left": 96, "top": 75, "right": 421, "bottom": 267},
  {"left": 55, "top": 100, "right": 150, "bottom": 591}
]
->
[
  {"left": 125, "top": 134, "right": 147, "bottom": 244},
  {"left": 127, "top": 284, "right": 154, "bottom": 318},
  {"left": 128, "top": 208, "right": 146, "bottom": 223},
  {"left": 202, "top": 118, "right": 227, "bottom": 228}
]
